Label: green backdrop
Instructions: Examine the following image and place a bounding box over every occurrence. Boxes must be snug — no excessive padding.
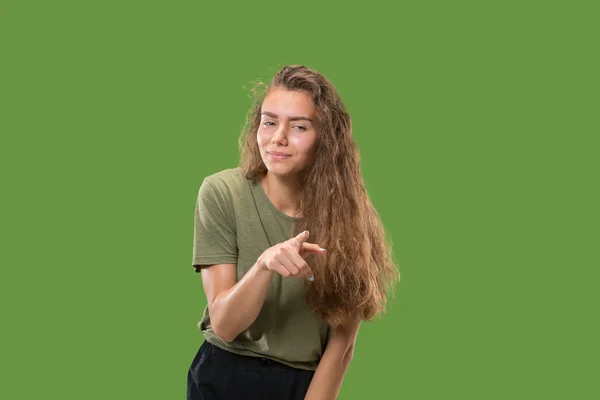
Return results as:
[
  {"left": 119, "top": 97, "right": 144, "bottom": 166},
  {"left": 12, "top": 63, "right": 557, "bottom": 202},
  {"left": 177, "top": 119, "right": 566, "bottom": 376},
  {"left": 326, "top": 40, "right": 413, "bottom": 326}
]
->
[{"left": 1, "top": 1, "right": 597, "bottom": 399}]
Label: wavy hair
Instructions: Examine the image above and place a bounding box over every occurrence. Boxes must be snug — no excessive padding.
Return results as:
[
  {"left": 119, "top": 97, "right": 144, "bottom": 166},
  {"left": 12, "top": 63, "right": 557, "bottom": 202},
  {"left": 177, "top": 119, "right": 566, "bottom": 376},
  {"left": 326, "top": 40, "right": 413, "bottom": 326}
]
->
[{"left": 238, "top": 65, "right": 400, "bottom": 327}]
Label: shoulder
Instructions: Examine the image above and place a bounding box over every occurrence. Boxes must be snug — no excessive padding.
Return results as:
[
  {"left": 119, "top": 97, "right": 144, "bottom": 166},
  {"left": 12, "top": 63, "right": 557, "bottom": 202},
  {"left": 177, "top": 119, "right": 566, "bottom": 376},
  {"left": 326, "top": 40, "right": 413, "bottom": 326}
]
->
[
  {"left": 203, "top": 167, "right": 247, "bottom": 191},
  {"left": 198, "top": 167, "right": 251, "bottom": 207}
]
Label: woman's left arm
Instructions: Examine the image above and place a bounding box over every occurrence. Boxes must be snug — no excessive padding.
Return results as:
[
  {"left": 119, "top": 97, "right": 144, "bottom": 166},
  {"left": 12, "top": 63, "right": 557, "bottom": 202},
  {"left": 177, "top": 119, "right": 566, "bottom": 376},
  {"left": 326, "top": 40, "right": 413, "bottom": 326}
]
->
[{"left": 304, "top": 318, "right": 361, "bottom": 400}]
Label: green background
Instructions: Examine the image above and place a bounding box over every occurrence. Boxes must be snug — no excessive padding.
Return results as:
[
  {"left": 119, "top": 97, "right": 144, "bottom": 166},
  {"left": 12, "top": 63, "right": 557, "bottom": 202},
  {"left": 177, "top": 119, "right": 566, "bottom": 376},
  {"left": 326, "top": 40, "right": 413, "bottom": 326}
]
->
[{"left": 1, "top": 1, "right": 597, "bottom": 398}]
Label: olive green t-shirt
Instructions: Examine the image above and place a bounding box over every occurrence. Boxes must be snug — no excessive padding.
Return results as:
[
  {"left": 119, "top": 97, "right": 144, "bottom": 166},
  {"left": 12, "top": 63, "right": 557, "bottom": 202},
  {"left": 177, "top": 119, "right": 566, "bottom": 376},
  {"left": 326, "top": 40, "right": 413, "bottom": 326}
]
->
[{"left": 192, "top": 167, "right": 329, "bottom": 371}]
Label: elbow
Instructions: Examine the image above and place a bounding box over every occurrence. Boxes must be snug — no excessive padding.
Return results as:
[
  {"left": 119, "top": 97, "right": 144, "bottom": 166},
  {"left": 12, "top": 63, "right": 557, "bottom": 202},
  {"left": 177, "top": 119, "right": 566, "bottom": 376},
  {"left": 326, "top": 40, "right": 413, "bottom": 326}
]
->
[
  {"left": 209, "top": 302, "right": 238, "bottom": 343},
  {"left": 211, "top": 322, "right": 237, "bottom": 343},
  {"left": 211, "top": 317, "right": 240, "bottom": 343},
  {"left": 221, "top": 333, "right": 238, "bottom": 344}
]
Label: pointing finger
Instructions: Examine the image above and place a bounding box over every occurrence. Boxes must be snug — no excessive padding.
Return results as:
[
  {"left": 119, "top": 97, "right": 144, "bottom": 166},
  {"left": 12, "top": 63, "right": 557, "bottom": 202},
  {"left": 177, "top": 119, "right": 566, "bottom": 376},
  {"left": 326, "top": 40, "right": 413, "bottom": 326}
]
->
[{"left": 301, "top": 243, "right": 327, "bottom": 258}]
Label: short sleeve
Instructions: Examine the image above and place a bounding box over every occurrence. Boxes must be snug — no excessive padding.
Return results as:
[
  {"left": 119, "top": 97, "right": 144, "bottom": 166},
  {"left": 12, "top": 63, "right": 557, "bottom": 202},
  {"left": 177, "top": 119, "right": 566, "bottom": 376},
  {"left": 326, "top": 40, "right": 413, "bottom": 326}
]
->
[{"left": 192, "top": 179, "right": 238, "bottom": 272}]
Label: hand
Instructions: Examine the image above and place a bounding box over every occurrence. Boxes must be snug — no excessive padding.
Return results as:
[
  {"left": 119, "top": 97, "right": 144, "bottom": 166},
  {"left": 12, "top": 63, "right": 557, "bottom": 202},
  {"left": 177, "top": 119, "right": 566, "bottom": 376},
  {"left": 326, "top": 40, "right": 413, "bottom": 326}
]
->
[{"left": 258, "top": 230, "right": 326, "bottom": 281}]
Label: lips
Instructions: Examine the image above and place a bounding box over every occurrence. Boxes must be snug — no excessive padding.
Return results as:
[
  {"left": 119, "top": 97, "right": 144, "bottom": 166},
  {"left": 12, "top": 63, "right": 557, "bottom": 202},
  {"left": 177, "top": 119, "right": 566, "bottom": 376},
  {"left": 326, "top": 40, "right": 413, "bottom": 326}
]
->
[{"left": 268, "top": 151, "right": 291, "bottom": 156}]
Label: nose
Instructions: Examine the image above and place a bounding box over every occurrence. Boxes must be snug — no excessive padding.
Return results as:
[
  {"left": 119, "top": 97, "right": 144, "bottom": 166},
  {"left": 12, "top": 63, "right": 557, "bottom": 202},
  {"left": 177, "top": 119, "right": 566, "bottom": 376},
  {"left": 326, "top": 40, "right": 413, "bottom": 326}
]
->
[{"left": 271, "top": 125, "right": 288, "bottom": 145}]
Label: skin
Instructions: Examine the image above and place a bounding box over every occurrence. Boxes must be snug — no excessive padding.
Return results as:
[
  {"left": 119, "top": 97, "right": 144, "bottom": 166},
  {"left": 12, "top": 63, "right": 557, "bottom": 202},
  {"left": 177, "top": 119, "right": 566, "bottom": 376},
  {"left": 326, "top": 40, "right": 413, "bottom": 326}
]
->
[
  {"left": 257, "top": 86, "right": 318, "bottom": 218},
  {"left": 199, "top": 86, "right": 359, "bottom": 400},
  {"left": 256, "top": 87, "right": 360, "bottom": 400},
  {"left": 201, "top": 88, "right": 324, "bottom": 342}
]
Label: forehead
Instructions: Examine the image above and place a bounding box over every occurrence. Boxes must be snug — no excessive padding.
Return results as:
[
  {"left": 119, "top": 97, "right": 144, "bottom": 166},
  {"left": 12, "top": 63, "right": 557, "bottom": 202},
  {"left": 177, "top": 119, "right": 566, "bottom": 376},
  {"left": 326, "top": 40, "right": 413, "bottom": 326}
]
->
[{"left": 261, "top": 88, "right": 315, "bottom": 117}]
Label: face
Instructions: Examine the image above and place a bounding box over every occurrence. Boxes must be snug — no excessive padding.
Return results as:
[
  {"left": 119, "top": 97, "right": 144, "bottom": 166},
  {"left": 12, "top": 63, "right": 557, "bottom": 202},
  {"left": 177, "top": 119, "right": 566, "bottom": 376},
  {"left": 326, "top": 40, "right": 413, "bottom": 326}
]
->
[{"left": 257, "top": 87, "right": 318, "bottom": 178}]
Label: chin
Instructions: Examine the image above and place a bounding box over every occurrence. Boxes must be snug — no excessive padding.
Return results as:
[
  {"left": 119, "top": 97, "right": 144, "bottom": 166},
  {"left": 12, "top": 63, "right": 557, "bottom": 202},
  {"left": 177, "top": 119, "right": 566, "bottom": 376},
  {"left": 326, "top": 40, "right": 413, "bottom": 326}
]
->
[{"left": 265, "top": 163, "right": 294, "bottom": 175}]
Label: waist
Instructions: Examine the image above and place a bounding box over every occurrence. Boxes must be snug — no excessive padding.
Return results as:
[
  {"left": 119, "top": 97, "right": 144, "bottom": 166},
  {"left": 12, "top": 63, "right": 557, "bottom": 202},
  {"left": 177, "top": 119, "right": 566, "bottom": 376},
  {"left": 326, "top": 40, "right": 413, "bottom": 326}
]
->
[{"left": 204, "top": 339, "right": 317, "bottom": 373}]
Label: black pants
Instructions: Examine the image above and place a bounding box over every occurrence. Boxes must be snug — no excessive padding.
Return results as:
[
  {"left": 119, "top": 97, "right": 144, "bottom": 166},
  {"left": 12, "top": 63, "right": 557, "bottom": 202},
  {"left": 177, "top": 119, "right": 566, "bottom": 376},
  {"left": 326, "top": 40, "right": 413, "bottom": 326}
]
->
[{"left": 187, "top": 340, "right": 315, "bottom": 400}]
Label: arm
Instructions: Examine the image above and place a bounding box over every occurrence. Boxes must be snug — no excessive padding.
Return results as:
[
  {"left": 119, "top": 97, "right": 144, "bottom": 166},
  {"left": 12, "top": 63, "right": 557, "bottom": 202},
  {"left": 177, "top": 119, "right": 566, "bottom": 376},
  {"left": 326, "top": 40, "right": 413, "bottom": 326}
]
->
[
  {"left": 304, "top": 318, "right": 361, "bottom": 400},
  {"left": 200, "top": 262, "right": 275, "bottom": 342},
  {"left": 194, "top": 178, "right": 277, "bottom": 342}
]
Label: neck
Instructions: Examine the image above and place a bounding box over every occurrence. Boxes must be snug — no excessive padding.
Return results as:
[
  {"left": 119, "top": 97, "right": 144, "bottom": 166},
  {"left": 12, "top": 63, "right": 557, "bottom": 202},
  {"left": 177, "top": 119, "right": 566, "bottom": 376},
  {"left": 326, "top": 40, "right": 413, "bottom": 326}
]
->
[{"left": 260, "top": 172, "right": 302, "bottom": 218}]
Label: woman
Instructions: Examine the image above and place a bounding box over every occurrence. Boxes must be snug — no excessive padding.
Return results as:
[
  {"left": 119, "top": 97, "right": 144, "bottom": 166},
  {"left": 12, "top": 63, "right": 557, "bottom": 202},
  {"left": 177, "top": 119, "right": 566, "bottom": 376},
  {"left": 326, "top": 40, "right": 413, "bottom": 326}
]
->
[{"left": 187, "top": 65, "right": 399, "bottom": 399}]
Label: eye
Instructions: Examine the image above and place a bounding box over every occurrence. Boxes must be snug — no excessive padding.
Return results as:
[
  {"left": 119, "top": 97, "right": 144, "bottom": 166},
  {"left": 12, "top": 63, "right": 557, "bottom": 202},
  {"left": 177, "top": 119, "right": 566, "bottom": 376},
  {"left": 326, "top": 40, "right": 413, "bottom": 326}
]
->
[
  {"left": 294, "top": 125, "right": 307, "bottom": 131},
  {"left": 262, "top": 121, "right": 276, "bottom": 127}
]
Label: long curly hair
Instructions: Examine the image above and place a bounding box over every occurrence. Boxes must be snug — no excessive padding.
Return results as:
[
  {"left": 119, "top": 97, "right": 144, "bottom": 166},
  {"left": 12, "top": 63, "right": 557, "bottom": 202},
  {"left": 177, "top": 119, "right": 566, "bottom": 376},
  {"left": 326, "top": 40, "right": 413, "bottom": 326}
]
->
[{"left": 238, "top": 65, "right": 400, "bottom": 327}]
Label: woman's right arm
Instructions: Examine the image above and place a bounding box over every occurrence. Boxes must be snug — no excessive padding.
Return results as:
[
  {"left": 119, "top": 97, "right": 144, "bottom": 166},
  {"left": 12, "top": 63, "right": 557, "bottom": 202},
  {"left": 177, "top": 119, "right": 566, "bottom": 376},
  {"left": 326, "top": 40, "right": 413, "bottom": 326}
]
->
[
  {"left": 200, "top": 261, "right": 274, "bottom": 343},
  {"left": 199, "top": 230, "right": 325, "bottom": 343}
]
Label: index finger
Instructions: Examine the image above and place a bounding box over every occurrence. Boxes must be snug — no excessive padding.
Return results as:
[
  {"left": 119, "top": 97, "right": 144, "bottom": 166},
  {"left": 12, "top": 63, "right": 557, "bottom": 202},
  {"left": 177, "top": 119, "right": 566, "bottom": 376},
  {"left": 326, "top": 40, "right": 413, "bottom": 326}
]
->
[{"left": 301, "top": 242, "right": 327, "bottom": 258}]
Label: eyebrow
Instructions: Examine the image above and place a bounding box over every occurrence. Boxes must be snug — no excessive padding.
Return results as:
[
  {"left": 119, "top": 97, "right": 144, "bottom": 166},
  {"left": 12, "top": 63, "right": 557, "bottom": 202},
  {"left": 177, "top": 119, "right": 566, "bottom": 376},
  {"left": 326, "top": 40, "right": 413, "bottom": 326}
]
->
[{"left": 261, "top": 111, "right": 313, "bottom": 123}]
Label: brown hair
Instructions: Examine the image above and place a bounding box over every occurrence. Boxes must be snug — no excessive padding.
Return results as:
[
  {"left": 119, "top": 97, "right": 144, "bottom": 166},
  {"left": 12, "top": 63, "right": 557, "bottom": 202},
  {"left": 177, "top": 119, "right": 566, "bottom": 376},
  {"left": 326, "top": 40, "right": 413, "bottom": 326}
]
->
[{"left": 238, "top": 65, "right": 400, "bottom": 327}]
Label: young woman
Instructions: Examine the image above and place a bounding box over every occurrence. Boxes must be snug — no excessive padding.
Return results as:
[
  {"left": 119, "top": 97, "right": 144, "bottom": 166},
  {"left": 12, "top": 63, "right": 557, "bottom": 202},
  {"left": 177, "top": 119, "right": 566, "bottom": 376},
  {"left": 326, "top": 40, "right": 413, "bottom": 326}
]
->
[{"left": 187, "top": 65, "right": 399, "bottom": 400}]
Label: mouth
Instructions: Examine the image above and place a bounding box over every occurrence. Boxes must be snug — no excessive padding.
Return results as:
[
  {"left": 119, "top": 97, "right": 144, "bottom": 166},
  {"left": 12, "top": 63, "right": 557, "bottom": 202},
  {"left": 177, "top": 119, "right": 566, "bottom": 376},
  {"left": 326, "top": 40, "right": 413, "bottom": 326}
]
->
[{"left": 267, "top": 151, "right": 291, "bottom": 157}]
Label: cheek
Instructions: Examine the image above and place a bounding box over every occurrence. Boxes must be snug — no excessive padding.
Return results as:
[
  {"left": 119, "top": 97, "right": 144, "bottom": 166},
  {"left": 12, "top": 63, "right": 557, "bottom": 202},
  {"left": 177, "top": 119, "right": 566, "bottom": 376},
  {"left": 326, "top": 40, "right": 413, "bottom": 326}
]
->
[
  {"left": 290, "top": 136, "right": 317, "bottom": 156},
  {"left": 256, "top": 130, "right": 268, "bottom": 148}
]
